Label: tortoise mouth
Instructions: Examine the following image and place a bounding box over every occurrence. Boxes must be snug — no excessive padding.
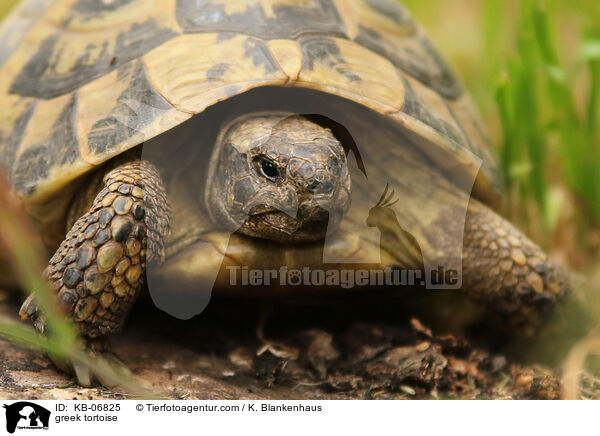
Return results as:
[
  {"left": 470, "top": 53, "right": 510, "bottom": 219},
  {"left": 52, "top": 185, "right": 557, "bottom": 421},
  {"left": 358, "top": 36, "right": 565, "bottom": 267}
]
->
[
  {"left": 248, "top": 205, "right": 285, "bottom": 216},
  {"left": 240, "top": 208, "right": 331, "bottom": 244}
]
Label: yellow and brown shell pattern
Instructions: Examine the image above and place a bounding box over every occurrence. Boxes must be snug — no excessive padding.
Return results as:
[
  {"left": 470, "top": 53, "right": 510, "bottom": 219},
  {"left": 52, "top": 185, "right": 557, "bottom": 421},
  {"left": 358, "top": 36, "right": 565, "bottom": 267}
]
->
[{"left": 0, "top": 0, "right": 500, "bottom": 221}]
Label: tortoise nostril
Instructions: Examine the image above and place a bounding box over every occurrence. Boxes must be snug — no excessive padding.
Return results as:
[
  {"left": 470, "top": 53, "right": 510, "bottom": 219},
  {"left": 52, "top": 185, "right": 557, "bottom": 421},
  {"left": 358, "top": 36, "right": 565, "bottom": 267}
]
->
[
  {"left": 307, "top": 181, "right": 320, "bottom": 192},
  {"left": 308, "top": 180, "right": 334, "bottom": 194}
]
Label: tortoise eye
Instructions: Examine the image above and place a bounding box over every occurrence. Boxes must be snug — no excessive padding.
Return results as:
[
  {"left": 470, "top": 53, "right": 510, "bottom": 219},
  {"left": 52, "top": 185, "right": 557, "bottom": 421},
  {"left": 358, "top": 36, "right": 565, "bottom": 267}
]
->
[{"left": 259, "top": 157, "right": 280, "bottom": 180}]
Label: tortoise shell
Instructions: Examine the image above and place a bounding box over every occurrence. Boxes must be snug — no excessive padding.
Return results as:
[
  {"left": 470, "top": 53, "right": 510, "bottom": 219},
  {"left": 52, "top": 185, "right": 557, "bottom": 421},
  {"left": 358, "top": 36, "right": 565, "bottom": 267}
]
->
[{"left": 0, "top": 0, "right": 500, "bottom": 247}]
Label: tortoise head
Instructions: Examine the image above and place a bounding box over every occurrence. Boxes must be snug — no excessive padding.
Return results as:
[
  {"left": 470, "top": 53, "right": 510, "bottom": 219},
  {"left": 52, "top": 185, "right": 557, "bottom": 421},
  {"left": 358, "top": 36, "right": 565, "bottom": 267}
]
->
[{"left": 206, "top": 113, "right": 351, "bottom": 243}]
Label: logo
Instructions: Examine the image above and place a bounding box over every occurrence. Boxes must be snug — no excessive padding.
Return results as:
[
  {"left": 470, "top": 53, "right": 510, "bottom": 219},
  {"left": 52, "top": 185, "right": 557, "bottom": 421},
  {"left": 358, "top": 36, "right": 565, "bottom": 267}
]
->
[{"left": 2, "top": 402, "right": 50, "bottom": 433}]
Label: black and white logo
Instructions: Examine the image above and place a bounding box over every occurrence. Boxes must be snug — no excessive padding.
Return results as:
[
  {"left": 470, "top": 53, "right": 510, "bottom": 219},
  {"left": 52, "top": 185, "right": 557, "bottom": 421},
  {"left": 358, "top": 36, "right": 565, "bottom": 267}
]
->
[{"left": 3, "top": 402, "right": 50, "bottom": 433}]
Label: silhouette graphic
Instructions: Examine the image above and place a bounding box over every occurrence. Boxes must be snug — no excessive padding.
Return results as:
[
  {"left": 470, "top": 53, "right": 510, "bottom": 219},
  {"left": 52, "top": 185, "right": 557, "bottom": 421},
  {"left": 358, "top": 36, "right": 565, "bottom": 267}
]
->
[
  {"left": 3, "top": 402, "right": 50, "bottom": 434},
  {"left": 367, "top": 184, "right": 425, "bottom": 271}
]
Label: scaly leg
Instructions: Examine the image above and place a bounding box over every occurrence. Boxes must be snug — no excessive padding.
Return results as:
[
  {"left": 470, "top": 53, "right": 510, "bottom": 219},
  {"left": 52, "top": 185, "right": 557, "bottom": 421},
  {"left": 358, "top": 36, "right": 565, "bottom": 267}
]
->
[
  {"left": 20, "top": 160, "right": 170, "bottom": 382},
  {"left": 459, "top": 199, "right": 571, "bottom": 331}
]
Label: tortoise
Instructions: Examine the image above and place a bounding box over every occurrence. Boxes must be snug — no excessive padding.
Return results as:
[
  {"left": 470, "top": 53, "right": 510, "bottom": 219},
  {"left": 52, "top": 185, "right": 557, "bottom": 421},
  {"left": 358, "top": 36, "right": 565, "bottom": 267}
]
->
[{"left": 0, "top": 0, "right": 570, "bottom": 380}]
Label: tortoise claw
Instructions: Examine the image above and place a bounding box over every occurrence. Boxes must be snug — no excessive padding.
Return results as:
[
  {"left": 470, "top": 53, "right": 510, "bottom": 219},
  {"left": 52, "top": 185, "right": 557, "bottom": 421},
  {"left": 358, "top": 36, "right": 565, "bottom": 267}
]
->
[
  {"left": 49, "top": 341, "right": 133, "bottom": 388},
  {"left": 73, "top": 361, "right": 92, "bottom": 387}
]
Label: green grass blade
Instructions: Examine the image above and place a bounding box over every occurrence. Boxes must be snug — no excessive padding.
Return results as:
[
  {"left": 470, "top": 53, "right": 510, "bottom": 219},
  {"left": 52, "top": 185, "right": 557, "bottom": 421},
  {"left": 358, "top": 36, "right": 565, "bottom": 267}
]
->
[
  {"left": 0, "top": 170, "right": 153, "bottom": 396},
  {"left": 495, "top": 72, "right": 515, "bottom": 186},
  {"left": 0, "top": 175, "right": 78, "bottom": 350},
  {"left": 584, "top": 32, "right": 600, "bottom": 138}
]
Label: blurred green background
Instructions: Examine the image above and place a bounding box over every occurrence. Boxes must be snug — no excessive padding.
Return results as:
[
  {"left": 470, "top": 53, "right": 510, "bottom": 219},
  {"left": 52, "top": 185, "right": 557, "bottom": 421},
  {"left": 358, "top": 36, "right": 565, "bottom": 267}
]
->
[
  {"left": 402, "top": 1, "right": 600, "bottom": 387},
  {"left": 0, "top": 0, "right": 18, "bottom": 20},
  {"left": 403, "top": 0, "right": 600, "bottom": 271}
]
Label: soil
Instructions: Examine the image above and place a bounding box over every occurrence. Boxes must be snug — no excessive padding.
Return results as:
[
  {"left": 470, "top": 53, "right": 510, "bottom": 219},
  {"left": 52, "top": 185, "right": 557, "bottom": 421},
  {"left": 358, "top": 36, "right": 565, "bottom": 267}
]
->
[{"left": 0, "top": 290, "right": 562, "bottom": 400}]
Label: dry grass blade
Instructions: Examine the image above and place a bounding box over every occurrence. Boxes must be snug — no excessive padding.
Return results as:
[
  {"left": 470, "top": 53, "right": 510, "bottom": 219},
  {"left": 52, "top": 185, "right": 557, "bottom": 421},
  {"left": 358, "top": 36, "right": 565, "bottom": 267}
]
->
[{"left": 561, "top": 335, "right": 600, "bottom": 399}]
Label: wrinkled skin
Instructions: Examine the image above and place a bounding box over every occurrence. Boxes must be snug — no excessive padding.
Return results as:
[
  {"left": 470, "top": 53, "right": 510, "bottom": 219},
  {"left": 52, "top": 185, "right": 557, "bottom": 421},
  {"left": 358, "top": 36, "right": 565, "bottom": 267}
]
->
[{"left": 206, "top": 113, "right": 351, "bottom": 243}]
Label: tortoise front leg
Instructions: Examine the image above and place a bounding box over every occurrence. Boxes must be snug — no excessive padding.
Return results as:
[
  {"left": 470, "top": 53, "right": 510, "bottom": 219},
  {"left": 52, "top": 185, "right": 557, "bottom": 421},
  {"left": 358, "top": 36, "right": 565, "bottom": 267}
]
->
[
  {"left": 19, "top": 160, "right": 170, "bottom": 381},
  {"left": 459, "top": 199, "right": 571, "bottom": 331}
]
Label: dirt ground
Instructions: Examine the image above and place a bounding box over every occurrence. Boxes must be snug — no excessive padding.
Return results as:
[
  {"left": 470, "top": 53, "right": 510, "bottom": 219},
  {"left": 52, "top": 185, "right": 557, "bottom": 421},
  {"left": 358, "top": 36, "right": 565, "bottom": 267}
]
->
[{"left": 0, "top": 289, "right": 563, "bottom": 400}]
